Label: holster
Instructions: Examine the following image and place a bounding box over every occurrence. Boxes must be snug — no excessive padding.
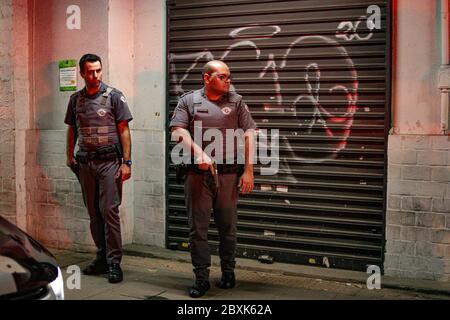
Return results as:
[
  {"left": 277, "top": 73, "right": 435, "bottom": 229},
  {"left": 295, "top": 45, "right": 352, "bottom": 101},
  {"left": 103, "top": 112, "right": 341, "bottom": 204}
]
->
[
  {"left": 176, "top": 164, "right": 188, "bottom": 184},
  {"left": 70, "top": 163, "right": 80, "bottom": 182},
  {"left": 75, "top": 151, "right": 89, "bottom": 164},
  {"left": 75, "top": 143, "right": 122, "bottom": 163},
  {"left": 187, "top": 164, "right": 244, "bottom": 175}
]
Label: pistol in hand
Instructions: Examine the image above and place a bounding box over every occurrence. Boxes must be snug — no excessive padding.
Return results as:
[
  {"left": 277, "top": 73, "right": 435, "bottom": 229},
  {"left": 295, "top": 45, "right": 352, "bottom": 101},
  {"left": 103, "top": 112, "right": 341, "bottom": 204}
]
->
[{"left": 210, "top": 161, "right": 220, "bottom": 189}]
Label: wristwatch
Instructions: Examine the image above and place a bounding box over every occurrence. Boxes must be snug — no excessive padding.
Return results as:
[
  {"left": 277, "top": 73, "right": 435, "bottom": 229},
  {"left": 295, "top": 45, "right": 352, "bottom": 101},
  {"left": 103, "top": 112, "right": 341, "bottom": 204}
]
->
[{"left": 124, "top": 160, "right": 132, "bottom": 167}]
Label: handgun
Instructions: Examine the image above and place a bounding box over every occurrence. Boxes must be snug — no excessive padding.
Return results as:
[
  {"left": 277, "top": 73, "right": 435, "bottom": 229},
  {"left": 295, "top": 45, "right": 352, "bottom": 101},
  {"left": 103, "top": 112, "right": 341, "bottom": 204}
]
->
[
  {"left": 176, "top": 163, "right": 188, "bottom": 184},
  {"left": 70, "top": 163, "right": 80, "bottom": 182},
  {"left": 210, "top": 161, "right": 220, "bottom": 189}
]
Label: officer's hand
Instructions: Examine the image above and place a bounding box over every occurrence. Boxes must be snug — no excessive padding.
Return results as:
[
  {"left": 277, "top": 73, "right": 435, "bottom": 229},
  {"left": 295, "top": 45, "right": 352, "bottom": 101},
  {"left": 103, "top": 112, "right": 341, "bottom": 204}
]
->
[
  {"left": 67, "top": 157, "right": 79, "bottom": 176},
  {"left": 239, "top": 169, "right": 254, "bottom": 194},
  {"left": 116, "top": 164, "right": 132, "bottom": 182},
  {"left": 66, "top": 157, "right": 77, "bottom": 168},
  {"left": 197, "top": 153, "right": 212, "bottom": 171}
]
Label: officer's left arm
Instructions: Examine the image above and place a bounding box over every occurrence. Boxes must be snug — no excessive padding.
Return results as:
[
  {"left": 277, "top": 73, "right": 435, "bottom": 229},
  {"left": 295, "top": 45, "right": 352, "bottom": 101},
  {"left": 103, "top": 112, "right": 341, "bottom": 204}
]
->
[
  {"left": 239, "top": 129, "right": 255, "bottom": 194},
  {"left": 116, "top": 121, "right": 132, "bottom": 182},
  {"left": 237, "top": 100, "right": 257, "bottom": 194}
]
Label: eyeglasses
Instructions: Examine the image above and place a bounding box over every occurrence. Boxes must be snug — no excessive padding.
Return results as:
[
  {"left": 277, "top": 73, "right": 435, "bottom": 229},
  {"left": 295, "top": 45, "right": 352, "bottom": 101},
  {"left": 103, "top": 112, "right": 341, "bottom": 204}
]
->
[{"left": 209, "top": 73, "right": 232, "bottom": 82}]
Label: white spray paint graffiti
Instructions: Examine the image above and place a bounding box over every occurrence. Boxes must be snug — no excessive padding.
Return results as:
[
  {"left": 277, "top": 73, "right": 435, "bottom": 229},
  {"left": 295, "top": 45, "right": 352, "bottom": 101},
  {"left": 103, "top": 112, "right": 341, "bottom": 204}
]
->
[
  {"left": 220, "top": 40, "right": 261, "bottom": 61},
  {"left": 336, "top": 16, "right": 375, "bottom": 41},
  {"left": 280, "top": 35, "right": 358, "bottom": 162},
  {"left": 259, "top": 53, "right": 283, "bottom": 106},
  {"left": 292, "top": 63, "right": 327, "bottom": 134},
  {"left": 336, "top": 5, "right": 381, "bottom": 42},
  {"left": 169, "top": 25, "right": 278, "bottom": 95},
  {"left": 169, "top": 24, "right": 360, "bottom": 168},
  {"left": 229, "top": 25, "right": 282, "bottom": 39},
  {"left": 170, "top": 50, "right": 215, "bottom": 95}
]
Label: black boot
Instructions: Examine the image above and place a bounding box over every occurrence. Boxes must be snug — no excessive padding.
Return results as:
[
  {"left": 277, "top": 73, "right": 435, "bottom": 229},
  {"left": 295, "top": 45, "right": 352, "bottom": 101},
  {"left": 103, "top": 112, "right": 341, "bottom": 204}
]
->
[
  {"left": 189, "top": 280, "right": 211, "bottom": 298},
  {"left": 82, "top": 259, "right": 108, "bottom": 275},
  {"left": 108, "top": 263, "right": 123, "bottom": 283},
  {"left": 217, "top": 272, "right": 235, "bottom": 289}
]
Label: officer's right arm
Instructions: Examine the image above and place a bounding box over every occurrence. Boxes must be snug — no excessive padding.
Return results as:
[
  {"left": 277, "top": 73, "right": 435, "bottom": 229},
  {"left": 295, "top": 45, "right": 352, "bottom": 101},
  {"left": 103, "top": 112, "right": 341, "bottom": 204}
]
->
[
  {"left": 66, "top": 125, "right": 78, "bottom": 167},
  {"left": 170, "top": 93, "right": 211, "bottom": 169},
  {"left": 64, "top": 94, "right": 79, "bottom": 167},
  {"left": 171, "top": 127, "right": 212, "bottom": 168}
]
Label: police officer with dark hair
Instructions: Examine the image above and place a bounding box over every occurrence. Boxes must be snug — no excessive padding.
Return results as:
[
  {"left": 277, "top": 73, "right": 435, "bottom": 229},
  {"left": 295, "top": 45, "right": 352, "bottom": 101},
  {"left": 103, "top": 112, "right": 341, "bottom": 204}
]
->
[
  {"left": 170, "top": 60, "right": 256, "bottom": 298},
  {"left": 65, "top": 53, "right": 133, "bottom": 284}
]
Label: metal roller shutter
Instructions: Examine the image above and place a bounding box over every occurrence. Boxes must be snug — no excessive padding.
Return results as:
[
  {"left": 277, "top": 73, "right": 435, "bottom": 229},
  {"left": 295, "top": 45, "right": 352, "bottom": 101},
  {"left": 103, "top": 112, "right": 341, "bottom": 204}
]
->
[{"left": 166, "top": 0, "right": 390, "bottom": 272}]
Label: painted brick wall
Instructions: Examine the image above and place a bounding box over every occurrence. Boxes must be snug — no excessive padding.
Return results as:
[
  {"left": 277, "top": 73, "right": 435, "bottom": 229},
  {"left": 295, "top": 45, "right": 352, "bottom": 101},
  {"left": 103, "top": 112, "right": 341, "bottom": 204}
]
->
[
  {"left": 133, "top": 129, "right": 165, "bottom": 246},
  {"left": 26, "top": 129, "right": 91, "bottom": 251},
  {"left": 385, "top": 135, "right": 450, "bottom": 281}
]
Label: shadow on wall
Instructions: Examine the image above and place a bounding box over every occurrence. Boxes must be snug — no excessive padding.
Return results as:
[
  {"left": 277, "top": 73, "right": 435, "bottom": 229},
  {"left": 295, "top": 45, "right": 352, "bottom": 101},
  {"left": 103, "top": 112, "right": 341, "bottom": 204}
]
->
[
  {"left": 26, "top": 128, "right": 72, "bottom": 250},
  {"left": 28, "top": 61, "right": 93, "bottom": 253}
]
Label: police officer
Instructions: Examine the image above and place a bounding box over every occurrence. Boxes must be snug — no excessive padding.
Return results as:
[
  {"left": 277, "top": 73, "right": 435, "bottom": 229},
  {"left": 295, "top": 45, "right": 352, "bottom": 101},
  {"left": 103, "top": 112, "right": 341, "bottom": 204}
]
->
[
  {"left": 65, "top": 54, "right": 133, "bottom": 284},
  {"left": 170, "top": 60, "right": 256, "bottom": 298}
]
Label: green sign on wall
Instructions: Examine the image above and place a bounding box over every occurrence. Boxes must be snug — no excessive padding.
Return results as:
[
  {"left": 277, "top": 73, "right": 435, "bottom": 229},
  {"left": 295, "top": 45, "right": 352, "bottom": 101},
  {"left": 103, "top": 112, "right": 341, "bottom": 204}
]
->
[{"left": 59, "top": 60, "right": 77, "bottom": 92}]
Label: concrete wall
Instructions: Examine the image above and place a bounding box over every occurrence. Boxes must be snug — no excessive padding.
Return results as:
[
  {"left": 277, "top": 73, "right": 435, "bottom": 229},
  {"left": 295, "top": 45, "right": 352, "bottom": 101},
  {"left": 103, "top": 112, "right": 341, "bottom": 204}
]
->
[
  {"left": 1, "top": 0, "right": 167, "bottom": 252},
  {"left": 385, "top": 0, "right": 450, "bottom": 281},
  {"left": 0, "top": 0, "right": 16, "bottom": 225},
  {"left": 13, "top": 0, "right": 31, "bottom": 232},
  {"left": 108, "top": 0, "right": 135, "bottom": 245},
  {"left": 132, "top": 0, "right": 166, "bottom": 247},
  {"left": 392, "top": 0, "right": 442, "bottom": 135}
]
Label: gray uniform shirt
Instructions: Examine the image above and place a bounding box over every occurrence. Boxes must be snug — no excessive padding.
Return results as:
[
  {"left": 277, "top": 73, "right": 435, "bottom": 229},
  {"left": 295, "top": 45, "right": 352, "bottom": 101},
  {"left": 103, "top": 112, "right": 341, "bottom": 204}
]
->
[
  {"left": 170, "top": 88, "right": 256, "bottom": 164},
  {"left": 64, "top": 82, "right": 133, "bottom": 127},
  {"left": 170, "top": 88, "right": 256, "bottom": 132}
]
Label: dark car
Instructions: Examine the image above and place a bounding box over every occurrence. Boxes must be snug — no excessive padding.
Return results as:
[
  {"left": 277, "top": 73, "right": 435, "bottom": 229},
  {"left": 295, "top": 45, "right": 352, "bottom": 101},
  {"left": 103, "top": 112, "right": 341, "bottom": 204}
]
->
[{"left": 0, "top": 216, "right": 64, "bottom": 300}]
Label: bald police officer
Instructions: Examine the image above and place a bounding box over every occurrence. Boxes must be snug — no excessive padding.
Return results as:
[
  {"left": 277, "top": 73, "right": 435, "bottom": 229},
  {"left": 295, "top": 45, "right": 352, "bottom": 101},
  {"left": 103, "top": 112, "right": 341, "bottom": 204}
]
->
[
  {"left": 171, "top": 60, "right": 256, "bottom": 298},
  {"left": 65, "top": 54, "right": 133, "bottom": 284}
]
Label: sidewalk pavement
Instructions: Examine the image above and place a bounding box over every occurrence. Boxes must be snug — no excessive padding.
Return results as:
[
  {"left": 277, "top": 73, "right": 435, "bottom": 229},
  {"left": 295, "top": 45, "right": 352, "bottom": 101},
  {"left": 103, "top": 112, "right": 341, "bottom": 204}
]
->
[{"left": 53, "top": 244, "right": 450, "bottom": 300}]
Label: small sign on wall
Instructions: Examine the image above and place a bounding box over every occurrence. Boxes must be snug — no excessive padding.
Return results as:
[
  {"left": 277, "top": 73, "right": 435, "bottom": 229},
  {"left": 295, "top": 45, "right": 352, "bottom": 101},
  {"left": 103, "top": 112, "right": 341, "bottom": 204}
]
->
[{"left": 59, "top": 60, "right": 77, "bottom": 92}]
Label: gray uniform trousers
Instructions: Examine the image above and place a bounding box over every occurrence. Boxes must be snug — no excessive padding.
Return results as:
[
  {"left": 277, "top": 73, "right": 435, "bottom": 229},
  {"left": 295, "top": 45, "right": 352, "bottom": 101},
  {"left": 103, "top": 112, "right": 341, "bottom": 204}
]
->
[
  {"left": 185, "top": 171, "right": 239, "bottom": 281},
  {"left": 78, "top": 158, "right": 123, "bottom": 265}
]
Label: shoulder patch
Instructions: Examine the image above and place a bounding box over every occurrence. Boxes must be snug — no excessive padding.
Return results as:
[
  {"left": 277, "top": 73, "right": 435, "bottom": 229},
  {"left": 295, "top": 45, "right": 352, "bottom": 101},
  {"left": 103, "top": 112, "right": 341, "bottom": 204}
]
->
[
  {"left": 109, "top": 87, "right": 123, "bottom": 96},
  {"left": 120, "top": 96, "right": 127, "bottom": 103},
  {"left": 70, "top": 90, "right": 82, "bottom": 99},
  {"left": 228, "top": 91, "right": 242, "bottom": 103},
  {"left": 103, "top": 87, "right": 114, "bottom": 97},
  {"left": 180, "top": 90, "right": 194, "bottom": 98}
]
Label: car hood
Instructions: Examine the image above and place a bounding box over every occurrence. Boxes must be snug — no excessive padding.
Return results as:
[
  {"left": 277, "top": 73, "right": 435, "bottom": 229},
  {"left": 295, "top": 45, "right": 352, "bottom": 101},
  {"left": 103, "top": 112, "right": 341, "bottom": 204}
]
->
[{"left": 0, "top": 216, "right": 59, "bottom": 295}]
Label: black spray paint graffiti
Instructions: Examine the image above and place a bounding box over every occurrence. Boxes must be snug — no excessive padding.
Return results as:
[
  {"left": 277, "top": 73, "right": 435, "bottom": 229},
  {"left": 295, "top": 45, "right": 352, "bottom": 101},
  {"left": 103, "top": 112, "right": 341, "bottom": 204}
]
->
[{"left": 170, "top": 20, "right": 370, "bottom": 168}]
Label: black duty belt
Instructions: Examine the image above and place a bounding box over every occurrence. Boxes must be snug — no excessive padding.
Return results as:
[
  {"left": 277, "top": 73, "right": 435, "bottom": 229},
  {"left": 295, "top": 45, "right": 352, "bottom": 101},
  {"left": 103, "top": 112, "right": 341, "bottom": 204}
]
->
[
  {"left": 76, "top": 144, "right": 121, "bottom": 163},
  {"left": 188, "top": 164, "right": 243, "bottom": 174}
]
